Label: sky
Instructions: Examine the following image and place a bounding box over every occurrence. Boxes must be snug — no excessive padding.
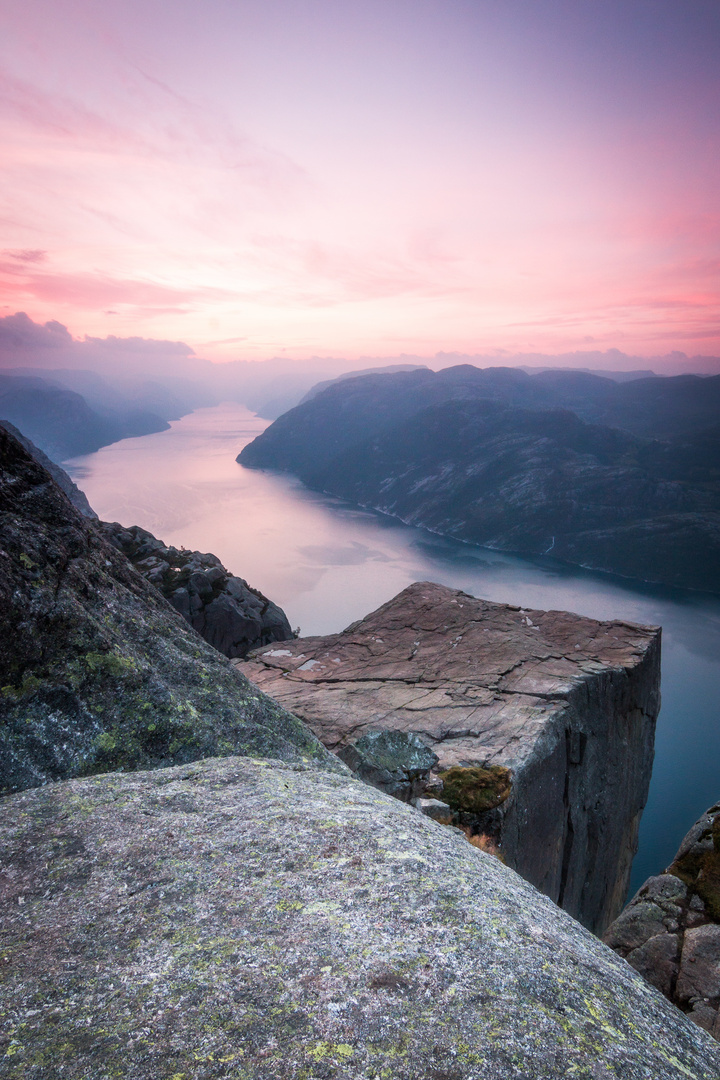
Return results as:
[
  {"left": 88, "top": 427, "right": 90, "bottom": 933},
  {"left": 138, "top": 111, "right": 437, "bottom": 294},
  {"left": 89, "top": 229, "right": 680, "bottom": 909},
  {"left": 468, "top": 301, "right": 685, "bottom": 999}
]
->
[{"left": 1, "top": 0, "right": 719, "bottom": 365}]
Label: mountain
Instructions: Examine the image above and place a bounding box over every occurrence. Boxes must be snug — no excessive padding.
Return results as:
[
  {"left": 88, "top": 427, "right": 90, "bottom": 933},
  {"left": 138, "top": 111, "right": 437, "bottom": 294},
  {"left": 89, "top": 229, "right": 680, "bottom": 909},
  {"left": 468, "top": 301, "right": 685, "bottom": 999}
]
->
[
  {"left": 238, "top": 367, "right": 720, "bottom": 592},
  {"left": 0, "top": 372, "right": 169, "bottom": 461}
]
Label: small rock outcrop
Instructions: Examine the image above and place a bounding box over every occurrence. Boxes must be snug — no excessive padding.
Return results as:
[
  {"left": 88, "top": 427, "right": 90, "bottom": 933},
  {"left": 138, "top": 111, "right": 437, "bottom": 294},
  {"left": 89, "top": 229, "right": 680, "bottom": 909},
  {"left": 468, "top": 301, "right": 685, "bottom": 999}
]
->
[
  {"left": 100, "top": 521, "right": 292, "bottom": 659},
  {"left": 236, "top": 581, "right": 661, "bottom": 933},
  {"left": 1, "top": 756, "right": 718, "bottom": 1079},
  {"left": 604, "top": 802, "right": 720, "bottom": 1040},
  {"left": 0, "top": 424, "right": 338, "bottom": 795}
]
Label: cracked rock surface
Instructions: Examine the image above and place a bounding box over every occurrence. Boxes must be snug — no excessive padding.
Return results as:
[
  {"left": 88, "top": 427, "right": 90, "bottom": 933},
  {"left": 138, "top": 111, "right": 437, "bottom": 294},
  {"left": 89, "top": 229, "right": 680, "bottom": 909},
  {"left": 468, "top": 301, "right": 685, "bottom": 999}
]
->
[
  {"left": 235, "top": 581, "right": 661, "bottom": 933},
  {"left": 605, "top": 802, "right": 720, "bottom": 1041},
  {"left": 1, "top": 755, "right": 719, "bottom": 1079}
]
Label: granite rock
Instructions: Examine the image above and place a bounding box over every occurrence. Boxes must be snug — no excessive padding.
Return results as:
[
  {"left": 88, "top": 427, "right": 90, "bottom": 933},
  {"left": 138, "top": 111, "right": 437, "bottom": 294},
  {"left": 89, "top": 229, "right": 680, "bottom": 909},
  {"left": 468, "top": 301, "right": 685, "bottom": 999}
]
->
[
  {"left": 605, "top": 802, "right": 720, "bottom": 1040},
  {"left": 235, "top": 581, "right": 661, "bottom": 932},
  {"left": 0, "top": 423, "right": 339, "bottom": 795},
  {"left": 0, "top": 755, "right": 718, "bottom": 1079},
  {"left": 101, "top": 521, "right": 292, "bottom": 659}
]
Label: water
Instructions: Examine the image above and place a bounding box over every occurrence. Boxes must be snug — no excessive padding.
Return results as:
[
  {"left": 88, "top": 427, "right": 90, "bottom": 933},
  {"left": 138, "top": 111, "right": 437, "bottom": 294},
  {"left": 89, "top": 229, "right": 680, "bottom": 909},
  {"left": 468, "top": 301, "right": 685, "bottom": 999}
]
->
[{"left": 66, "top": 402, "right": 720, "bottom": 897}]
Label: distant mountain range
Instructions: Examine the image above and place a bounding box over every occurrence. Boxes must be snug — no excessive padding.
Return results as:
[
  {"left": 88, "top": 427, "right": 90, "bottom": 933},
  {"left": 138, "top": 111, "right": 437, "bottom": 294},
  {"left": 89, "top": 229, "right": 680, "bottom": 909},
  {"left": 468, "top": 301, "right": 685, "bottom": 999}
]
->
[{"left": 238, "top": 366, "right": 720, "bottom": 593}]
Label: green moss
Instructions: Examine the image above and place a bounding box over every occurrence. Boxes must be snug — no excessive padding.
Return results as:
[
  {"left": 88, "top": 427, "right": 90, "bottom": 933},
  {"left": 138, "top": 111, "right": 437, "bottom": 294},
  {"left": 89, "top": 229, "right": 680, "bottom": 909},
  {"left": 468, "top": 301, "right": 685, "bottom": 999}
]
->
[{"left": 438, "top": 765, "right": 512, "bottom": 813}]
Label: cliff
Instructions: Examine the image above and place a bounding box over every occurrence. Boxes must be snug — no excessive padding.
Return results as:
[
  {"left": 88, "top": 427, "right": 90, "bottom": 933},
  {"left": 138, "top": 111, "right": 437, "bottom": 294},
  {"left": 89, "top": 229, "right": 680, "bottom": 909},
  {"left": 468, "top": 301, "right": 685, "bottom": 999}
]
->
[
  {"left": 238, "top": 367, "right": 720, "bottom": 592},
  {"left": 1, "top": 756, "right": 718, "bottom": 1079},
  {"left": 235, "top": 581, "right": 661, "bottom": 933},
  {"left": 0, "top": 423, "right": 337, "bottom": 795},
  {"left": 604, "top": 801, "right": 720, "bottom": 1040}
]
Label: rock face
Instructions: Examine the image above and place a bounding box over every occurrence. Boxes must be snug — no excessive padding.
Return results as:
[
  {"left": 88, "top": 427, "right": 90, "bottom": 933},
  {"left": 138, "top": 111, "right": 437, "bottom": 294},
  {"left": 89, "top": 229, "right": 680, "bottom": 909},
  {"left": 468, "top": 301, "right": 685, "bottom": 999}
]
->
[
  {"left": 238, "top": 366, "right": 720, "bottom": 592},
  {"left": 1, "top": 756, "right": 718, "bottom": 1079},
  {"left": 605, "top": 802, "right": 720, "bottom": 1040},
  {"left": 235, "top": 582, "right": 661, "bottom": 934},
  {"left": 0, "top": 424, "right": 338, "bottom": 795},
  {"left": 0, "top": 419, "right": 97, "bottom": 518},
  {"left": 100, "top": 522, "right": 293, "bottom": 659}
]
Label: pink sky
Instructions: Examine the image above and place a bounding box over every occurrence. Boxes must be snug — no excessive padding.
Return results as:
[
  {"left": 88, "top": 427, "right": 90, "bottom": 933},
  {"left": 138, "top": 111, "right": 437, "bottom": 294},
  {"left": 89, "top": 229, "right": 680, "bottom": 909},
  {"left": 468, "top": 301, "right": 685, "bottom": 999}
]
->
[{"left": 1, "top": 0, "right": 719, "bottom": 364}]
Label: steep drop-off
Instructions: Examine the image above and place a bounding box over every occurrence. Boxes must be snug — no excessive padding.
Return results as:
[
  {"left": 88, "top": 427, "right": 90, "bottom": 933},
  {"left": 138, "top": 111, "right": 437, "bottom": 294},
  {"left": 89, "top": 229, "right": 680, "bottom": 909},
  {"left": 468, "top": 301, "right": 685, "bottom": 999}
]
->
[{"left": 236, "top": 581, "right": 661, "bottom": 933}]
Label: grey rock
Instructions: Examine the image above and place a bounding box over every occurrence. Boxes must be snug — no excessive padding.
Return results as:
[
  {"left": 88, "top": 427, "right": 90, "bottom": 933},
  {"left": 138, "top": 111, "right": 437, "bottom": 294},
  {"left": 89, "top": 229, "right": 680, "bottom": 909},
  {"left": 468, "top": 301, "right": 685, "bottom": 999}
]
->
[
  {"left": 677, "top": 925, "right": 720, "bottom": 1003},
  {"left": 0, "top": 755, "right": 718, "bottom": 1079},
  {"left": 101, "top": 521, "right": 293, "bottom": 658},
  {"left": 0, "top": 418, "right": 97, "bottom": 518},
  {"left": 605, "top": 804, "right": 720, "bottom": 1040},
  {"left": 415, "top": 797, "right": 456, "bottom": 824},
  {"left": 0, "top": 424, "right": 340, "bottom": 795},
  {"left": 337, "top": 729, "right": 439, "bottom": 802},
  {"left": 236, "top": 581, "right": 660, "bottom": 933},
  {"left": 626, "top": 932, "right": 680, "bottom": 997}
]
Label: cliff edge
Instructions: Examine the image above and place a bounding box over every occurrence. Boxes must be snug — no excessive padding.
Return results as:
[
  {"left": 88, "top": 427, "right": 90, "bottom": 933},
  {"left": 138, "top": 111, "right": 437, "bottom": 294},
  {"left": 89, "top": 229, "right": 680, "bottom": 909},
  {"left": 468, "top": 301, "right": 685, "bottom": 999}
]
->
[{"left": 236, "top": 581, "right": 661, "bottom": 933}]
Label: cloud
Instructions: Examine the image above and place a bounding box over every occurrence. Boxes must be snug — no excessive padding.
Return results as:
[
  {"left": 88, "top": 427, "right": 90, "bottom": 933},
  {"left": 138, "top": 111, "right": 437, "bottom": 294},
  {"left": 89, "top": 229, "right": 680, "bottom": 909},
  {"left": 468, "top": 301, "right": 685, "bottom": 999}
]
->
[
  {"left": 2, "top": 249, "right": 47, "bottom": 264},
  {"left": 0, "top": 311, "right": 72, "bottom": 348}
]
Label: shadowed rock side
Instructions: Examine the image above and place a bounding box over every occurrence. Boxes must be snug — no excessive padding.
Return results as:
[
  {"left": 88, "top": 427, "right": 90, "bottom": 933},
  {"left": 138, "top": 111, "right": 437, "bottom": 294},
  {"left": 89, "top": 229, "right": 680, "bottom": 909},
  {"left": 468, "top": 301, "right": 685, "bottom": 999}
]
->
[
  {"left": 236, "top": 582, "right": 661, "bottom": 933},
  {"left": 605, "top": 802, "right": 720, "bottom": 1041},
  {"left": 238, "top": 367, "right": 720, "bottom": 592},
  {"left": 1, "top": 759, "right": 719, "bottom": 1079},
  {"left": 0, "top": 419, "right": 97, "bottom": 519},
  {"left": 0, "top": 424, "right": 339, "bottom": 795},
  {"left": 100, "top": 522, "right": 293, "bottom": 659}
]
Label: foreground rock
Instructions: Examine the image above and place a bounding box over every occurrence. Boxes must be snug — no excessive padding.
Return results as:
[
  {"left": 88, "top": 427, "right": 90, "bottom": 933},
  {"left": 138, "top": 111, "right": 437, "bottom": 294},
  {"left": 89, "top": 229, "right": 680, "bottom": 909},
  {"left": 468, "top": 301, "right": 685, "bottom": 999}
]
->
[
  {"left": 0, "top": 424, "right": 337, "bottom": 795},
  {"left": 101, "top": 522, "right": 293, "bottom": 659},
  {"left": 236, "top": 582, "right": 661, "bottom": 933},
  {"left": 1, "top": 757, "right": 718, "bottom": 1079},
  {"left": 605, "top": 801, "right": 720, "bottom": 1040}
]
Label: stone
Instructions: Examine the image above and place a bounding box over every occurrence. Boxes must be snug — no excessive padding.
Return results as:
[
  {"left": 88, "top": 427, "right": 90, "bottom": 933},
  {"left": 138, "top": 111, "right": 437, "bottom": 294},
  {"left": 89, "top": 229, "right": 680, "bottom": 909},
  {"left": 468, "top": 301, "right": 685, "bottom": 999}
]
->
[
  {"left": 235, "top": 581, "right": 660, "bottom": 933},
  {"left": 605, "top": 803, "right": 720, "bottom": 1040},
  {"left": 101, "top": 521, "right": 292, "bottom": 658},
  {"left": 337, "top": 729, "right": 439, "bottom": 802},
  {"left": 625, "top": 932, "right": 680, "bottom": 997},
  {"left": 677, "top": 925, "right": 720, "bottom": 1004},
  {"left": 0, "top": 424, "right": 340, "bottom": 795},
  {"left": 415, "top": 797, "right": 456, "bottom": 825},
  {"left": 0, "top": 755, "right": 718, "bottom": 1079}
]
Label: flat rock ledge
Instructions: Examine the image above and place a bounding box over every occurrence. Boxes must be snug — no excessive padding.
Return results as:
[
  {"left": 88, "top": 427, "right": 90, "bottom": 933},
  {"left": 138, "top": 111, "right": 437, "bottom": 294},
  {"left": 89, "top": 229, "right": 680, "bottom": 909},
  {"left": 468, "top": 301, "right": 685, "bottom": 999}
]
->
[
  {"left": 1, "top": 756, "right": 718, "bottom": 1080},
  {"left": 235, "top": 582, "right": 661, "bottom": 933},
  {"left": 605, "top": 802, "right": 720, "bottom": 1041}
]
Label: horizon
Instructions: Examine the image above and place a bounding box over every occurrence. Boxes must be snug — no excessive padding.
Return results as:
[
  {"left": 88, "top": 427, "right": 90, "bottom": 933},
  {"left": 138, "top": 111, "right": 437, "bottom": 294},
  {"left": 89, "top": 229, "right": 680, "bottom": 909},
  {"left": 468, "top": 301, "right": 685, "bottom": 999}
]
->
[{"left": 2, "top": 1, "right": 719, "bottom": 364}]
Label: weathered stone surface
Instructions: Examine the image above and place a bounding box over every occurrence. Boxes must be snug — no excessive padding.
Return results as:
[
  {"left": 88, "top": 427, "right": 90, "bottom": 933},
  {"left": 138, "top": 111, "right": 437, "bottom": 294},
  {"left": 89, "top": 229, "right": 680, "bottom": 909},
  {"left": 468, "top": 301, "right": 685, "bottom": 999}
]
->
[
  {"left": 0, "top": 419, "right": 97, "bottom": 518},
  {"left": 1, "top": 756, "right": 718, "bottom": 1079},
  {"left": 235, "top": 581, "right": 660, "bottom": 932},
  {"left": 0, "top": 424, "right": 339, "bottom": 794},
  {"left": 101, "top": 521, "right": 293, "bottom": 659},
  {"left": 605, "top": 803, "right": 720, "bottom": 1040}
]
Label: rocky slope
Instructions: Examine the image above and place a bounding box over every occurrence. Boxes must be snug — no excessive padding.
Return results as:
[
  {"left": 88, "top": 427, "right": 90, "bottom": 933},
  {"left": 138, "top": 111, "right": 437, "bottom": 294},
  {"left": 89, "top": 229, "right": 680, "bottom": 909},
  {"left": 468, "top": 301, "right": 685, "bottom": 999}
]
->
[
  {"left": 2, "top": 755, "right": 718, "bottom": 1079},
  {"left": 236, "top": 581, "right": 661, "bottom": 933},
  {"left": 0, "top": 423, "right": 337, "bottom": 795},
  {"left": 604, "top": 801, "right": 720, "bottom": 1040},
  {"left": 101, "top": 522, "right": 293, "bottom": 659},
  {"left": 238, "top": 367, "right": 720, "bottom": 592}
]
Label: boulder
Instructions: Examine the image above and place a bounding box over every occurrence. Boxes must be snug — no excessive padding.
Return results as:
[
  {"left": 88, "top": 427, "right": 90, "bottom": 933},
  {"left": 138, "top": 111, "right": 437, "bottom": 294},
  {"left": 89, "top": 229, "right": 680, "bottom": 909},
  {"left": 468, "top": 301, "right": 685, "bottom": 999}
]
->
[
  {"left": 0, "top": 424, "right": 338, "bottom": 795},
  {"left": 101, "top": 521, "right": 293, "bottom": 658},
  {"left": 605, "top": 802, "right": 720, "bottom": 1040},
  {"left": 235, "top": 581, "right": 661, "bottom": 933},
  {"left": 1, "top": 755, "right": 718, "bottom": 1079}
]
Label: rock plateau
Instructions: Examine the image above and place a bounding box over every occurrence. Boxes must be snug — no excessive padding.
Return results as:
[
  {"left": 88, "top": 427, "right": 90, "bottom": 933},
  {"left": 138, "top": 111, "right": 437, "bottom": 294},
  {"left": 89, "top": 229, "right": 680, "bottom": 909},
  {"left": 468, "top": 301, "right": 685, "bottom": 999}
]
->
[{"left": 236, "top": 581, "right": 661, "bottom": 934}]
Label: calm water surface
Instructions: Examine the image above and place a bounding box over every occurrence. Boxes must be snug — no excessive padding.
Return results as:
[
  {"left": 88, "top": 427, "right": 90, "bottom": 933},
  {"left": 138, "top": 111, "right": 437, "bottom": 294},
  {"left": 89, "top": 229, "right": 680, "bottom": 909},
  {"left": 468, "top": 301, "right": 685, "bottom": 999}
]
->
[{"left": 66, "top": 402, "right": 720, "bottom": 897}]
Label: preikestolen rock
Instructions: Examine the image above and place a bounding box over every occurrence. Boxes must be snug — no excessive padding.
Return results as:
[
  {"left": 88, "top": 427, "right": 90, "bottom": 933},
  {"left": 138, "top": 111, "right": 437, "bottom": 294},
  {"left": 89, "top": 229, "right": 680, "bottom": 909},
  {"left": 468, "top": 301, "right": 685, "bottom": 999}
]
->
[
  {"left": 605, "top": 803, "right": 720, "bottom": 1040},
  {"left": 235, "top": 581, "right": 661, "bottom": 933},
  {"left": 101, "top": 521, "right": 292, "bottom": 658},
  {"left": 337, "top": 729, "right": 439, "bottom": 801},
  {"left": 0, "top": 755, "right": 718, "bottom": 1080},
  {"left": 0, "top": 424, "right": 339, "bottom": 795}
]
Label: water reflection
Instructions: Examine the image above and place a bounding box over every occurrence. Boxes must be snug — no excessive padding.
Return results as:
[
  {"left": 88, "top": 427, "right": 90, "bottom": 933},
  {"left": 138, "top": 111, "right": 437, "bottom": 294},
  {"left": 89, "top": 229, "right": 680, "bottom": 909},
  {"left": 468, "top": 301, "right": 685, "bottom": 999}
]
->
[{"left": 66, "top": 402, "right": 720, "bottom": 898}]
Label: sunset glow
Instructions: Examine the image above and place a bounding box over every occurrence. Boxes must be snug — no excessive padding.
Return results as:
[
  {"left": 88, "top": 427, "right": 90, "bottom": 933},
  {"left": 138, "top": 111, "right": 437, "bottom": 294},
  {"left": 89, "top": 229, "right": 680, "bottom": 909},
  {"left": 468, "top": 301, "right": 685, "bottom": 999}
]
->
[{"left": 1, "top": 0, "right": 719, "bottom": 364}]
